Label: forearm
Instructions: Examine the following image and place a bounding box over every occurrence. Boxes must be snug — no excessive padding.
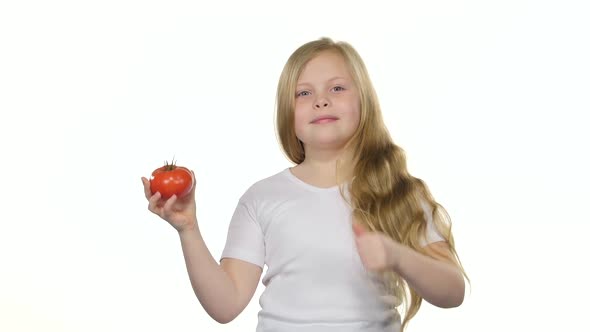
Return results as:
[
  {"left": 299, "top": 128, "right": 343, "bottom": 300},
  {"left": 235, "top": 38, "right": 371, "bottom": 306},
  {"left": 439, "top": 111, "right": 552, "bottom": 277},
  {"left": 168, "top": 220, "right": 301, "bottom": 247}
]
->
[
  {"left": 178, "top": 224, "right": 238, "bottom": 323},
  {"left": 390, "top": 242, "right": 465, "bottom": 308}
]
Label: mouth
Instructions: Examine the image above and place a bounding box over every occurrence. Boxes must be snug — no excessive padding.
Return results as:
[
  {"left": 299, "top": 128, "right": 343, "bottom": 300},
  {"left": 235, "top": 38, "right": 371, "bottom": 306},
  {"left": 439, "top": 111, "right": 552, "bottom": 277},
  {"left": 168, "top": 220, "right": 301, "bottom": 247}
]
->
[{"left": 311, "top": 116, "right": 339, "bottom": 124}]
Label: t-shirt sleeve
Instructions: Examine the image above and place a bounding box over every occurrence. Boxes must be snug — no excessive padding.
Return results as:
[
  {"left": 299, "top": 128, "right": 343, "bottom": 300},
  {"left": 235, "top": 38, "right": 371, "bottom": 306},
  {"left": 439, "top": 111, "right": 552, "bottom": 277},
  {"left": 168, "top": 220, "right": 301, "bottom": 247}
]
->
[
  {"left": 419, "top": 200, "right": 445, "bottom": 246},
  {"left": 219, "top": 199, "right": 265, "bottom": 268}
]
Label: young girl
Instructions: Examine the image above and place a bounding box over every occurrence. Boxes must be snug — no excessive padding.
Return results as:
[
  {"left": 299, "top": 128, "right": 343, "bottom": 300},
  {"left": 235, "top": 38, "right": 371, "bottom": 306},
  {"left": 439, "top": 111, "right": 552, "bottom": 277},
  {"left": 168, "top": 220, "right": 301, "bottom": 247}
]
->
[{"left": 142, "top": 37, "right": 467, "bottom": 332}]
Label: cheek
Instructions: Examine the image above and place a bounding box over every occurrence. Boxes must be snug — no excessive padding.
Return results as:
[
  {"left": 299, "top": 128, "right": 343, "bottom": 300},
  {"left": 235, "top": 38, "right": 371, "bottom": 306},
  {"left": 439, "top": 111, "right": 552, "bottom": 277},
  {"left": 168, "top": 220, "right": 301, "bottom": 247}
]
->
[
  {"left": 352, "top": 107, "right": 361, "bottom": 127},
  {"left": 293, "top": 108, "right": 307, "bottom": 137},
  {"left": 341, "top": 101, "right": 361, "bottom": 126},
  {"left": 348, "top": 97, "right": 361, "bottom": 126}
]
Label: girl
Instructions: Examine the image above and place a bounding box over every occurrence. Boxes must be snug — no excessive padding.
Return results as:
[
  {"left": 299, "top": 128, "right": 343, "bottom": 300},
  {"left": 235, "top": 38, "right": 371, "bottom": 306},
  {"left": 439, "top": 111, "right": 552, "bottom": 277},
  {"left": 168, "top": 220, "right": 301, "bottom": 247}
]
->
[{"left": 142, "top": 37, "right": 467, "bottom": 332}]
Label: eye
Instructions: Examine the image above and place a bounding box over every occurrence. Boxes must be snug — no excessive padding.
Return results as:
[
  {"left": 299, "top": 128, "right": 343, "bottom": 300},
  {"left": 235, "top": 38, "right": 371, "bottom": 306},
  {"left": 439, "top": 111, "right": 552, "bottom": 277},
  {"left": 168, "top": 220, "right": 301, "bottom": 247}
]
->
[
  {"left": 332, "top": 86, "right": 345, "bottom": 92},
  {"left": 296, "top": 90, "right": 311, "bottom": 98}
]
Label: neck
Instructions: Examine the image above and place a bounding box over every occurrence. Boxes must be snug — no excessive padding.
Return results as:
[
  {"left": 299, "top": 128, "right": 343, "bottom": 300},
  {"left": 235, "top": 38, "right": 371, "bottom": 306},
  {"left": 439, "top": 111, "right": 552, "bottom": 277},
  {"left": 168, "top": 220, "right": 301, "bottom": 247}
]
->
[{"left": 299, "top": 147, "right": 355, "bottom": 182}]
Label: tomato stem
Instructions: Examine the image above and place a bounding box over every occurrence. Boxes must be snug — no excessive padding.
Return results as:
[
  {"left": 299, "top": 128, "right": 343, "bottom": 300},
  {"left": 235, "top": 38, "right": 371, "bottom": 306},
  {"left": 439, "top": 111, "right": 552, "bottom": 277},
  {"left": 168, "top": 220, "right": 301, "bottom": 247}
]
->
[{"left": 164, "top": 158, "right": 177, "bottom": 171}]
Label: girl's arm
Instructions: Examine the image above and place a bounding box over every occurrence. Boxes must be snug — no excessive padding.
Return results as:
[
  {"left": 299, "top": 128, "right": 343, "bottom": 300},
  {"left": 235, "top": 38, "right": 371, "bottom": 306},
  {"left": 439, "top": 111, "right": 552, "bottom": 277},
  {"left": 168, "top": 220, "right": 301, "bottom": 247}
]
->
[
  {"left": 353, "top": 223, "right": 464, "bottom": 308},
  {"left": 178, "top": 224, "right": 263, "bottom": 323},
  {"left": 389, "top": 240, "right": 465, "bottom": 308}
]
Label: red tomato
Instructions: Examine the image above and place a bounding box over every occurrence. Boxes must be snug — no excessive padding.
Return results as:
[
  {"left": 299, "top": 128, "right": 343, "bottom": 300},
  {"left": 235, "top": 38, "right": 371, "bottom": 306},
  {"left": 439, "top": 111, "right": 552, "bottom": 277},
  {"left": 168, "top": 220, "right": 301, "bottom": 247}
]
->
[{"left": 150, "top": 161, "right": 195, "bottom": 199}]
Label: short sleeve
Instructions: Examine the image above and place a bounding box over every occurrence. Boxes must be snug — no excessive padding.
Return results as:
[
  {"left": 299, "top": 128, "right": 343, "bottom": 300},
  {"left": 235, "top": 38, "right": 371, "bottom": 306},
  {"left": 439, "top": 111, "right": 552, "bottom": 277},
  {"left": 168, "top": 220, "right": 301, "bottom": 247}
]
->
[
  {"left": 220, "top": 199, "right": 265, "bottom": 268},
  {"left": 419, "top": 200, "right": 445, "bottom": 246}
]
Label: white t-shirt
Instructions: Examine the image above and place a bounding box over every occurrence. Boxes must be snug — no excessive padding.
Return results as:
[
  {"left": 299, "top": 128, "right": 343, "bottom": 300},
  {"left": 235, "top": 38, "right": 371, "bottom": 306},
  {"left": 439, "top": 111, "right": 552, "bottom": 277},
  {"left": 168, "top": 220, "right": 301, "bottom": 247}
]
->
[{"left": 220, "top": 168, "right": 444, "bottom": 332}]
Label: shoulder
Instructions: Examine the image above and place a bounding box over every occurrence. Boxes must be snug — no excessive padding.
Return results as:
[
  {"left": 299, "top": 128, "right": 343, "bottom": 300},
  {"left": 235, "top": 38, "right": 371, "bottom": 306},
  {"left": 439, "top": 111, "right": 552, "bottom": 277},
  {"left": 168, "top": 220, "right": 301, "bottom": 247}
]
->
[
  {"left": 239, "top": 168, "right": 292, "bottom": 203},
  {"left": 234, "top": 168, "right": 295, "bottom": 228}
]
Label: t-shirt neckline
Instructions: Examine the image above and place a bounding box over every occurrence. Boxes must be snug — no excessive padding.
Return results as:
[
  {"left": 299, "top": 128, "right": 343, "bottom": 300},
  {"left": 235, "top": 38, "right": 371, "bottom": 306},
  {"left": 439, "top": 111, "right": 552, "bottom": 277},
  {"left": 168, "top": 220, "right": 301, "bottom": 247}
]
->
[{"left": 283, "top": 167, "right": 347, "bottom": 193}]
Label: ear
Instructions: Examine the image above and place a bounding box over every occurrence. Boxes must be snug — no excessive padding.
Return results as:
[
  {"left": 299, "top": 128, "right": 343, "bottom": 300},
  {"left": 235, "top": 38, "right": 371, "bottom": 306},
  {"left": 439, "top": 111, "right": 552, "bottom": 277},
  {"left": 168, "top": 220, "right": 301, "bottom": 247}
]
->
[{"left": 352, "top": 222, "right": 368, "bottom": 237}]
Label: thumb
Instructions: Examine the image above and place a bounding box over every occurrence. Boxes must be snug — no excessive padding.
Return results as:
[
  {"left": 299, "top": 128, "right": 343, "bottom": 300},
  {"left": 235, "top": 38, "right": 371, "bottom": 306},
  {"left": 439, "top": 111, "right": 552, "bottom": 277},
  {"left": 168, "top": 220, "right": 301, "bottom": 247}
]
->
[{"left": 352, "top": 222, "right": 368, "bottom": 237}]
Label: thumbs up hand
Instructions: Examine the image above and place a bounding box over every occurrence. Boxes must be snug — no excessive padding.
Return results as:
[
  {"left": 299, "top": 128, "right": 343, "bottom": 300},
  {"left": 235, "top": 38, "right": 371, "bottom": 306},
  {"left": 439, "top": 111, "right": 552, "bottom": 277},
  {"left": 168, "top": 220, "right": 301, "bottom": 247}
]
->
[{"left": 352, "top": 221, "right": 400, "bottom": 273}]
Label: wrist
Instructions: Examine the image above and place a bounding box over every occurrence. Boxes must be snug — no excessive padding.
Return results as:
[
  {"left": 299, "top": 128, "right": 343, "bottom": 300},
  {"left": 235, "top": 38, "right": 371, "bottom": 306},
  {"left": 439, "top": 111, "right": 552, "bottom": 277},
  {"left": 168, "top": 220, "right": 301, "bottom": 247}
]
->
[
  {"left": 177, "top": 220, "right": 199, "bottom": 236},
  {"left": 387, "top": 239, "right": 403, "bottom": 272}
]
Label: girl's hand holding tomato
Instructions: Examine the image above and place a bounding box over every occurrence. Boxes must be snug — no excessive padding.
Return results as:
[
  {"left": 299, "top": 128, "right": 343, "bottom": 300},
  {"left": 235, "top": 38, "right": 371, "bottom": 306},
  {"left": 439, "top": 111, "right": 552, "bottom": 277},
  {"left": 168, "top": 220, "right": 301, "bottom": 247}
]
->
[{"left": 141, "top": 161, "right": 198, "bottom": 233}]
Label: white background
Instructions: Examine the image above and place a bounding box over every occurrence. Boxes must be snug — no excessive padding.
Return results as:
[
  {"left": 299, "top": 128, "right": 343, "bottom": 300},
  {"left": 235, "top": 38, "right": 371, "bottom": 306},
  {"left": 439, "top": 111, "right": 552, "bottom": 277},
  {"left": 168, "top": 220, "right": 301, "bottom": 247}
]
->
[{"left": 1, "top": 0, "right": 589, "bottom": 331}]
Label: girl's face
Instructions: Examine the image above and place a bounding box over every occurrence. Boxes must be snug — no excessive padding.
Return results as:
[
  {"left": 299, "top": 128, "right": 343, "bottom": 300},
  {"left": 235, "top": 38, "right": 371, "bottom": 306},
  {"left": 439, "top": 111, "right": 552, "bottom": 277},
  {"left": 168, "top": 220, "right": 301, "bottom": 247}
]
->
[{"left": 294, "top": 51, "right": 361, "bottom": 152}]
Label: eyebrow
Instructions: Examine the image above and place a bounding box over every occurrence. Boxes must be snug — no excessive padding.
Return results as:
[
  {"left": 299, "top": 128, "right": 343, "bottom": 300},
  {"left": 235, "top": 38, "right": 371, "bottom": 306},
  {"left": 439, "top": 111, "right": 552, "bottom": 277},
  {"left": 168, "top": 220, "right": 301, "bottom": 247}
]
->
[{"left": 296, "top": 76, "right": 348, "bottom": 86}]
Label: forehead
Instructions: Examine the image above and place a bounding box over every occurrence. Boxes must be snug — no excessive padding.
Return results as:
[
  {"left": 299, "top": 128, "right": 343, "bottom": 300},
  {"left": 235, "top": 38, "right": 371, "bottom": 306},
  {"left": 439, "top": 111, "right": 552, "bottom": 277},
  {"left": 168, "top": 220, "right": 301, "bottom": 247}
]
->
[{"left": 297, "top": 51, "right": 352, "bottom": 83}]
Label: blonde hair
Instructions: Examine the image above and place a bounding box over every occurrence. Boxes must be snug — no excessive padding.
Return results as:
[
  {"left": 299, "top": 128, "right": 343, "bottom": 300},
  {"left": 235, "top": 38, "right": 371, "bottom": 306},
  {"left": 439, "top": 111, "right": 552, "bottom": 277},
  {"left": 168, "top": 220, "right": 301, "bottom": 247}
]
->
[{"left": 275, "top": 37, "right": 468, "bottom": 331}]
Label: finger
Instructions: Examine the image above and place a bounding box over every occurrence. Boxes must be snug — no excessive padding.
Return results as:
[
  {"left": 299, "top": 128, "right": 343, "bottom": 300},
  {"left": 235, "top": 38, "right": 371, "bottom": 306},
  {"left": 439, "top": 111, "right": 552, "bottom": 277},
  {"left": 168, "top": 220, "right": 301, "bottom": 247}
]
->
[
  {"left": 187, "top": 170, "right": 197, "bottom": 199},
  {"left": 161, "top": 194, "right": 177, "bottom": 219},
  {"left": 352, "top": 222, "right": 367, "bottom": 237},
  {"left": 142, "top": 177, "right": 152, "bottom": 199},
  {"left": 148, "top": 191, "right": 162, "bottom": 214}
]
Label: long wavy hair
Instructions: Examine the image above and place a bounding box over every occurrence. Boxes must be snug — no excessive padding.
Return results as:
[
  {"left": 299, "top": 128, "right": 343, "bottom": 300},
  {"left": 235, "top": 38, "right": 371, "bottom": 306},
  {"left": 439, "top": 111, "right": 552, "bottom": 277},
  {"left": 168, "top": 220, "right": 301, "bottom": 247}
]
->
[{"left": 275, "top": 37, "right": 468, "bottom": 331}]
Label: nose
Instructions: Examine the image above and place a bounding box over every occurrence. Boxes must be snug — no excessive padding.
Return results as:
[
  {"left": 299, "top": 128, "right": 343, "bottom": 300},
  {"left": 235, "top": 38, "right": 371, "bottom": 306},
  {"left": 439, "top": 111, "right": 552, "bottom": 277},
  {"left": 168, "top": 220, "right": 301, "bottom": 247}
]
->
[{"left": 313, "top": 96, "right": 330, "bottom": 109}]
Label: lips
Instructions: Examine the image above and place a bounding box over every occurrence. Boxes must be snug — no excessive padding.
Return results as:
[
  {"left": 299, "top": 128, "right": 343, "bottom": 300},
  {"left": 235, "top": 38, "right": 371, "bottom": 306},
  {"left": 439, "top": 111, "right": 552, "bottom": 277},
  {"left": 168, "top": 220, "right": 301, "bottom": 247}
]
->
[{"left": 310, "top": 115, "right": 339, "bottom": 124}]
